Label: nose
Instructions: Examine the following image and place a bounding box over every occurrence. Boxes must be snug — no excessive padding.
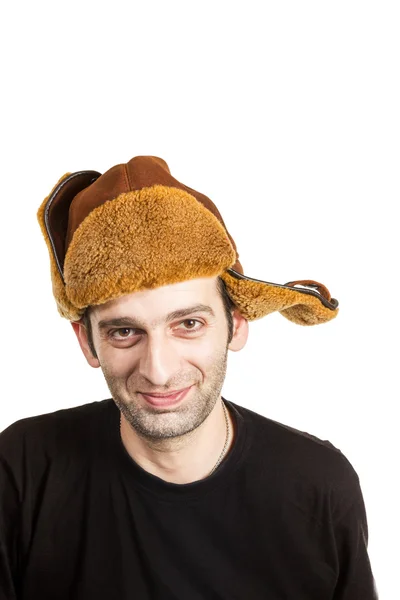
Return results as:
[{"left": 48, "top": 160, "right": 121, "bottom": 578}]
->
[{"left": 138, "top": 333, "right": 182, "bottom": 387}]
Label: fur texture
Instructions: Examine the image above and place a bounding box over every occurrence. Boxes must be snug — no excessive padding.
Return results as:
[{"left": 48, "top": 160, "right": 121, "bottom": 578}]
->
[
  {"left": 220, "top": 270, "right": 338, "bottom": 325},
  {"left": 63, "top": 185, "right": 236, "bottom": 314},
  {"left": 38, "top": 177, "right": 338, "bottom": 326}
]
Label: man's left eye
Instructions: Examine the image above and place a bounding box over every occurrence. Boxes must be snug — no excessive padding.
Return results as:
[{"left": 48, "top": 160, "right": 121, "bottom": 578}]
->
[{"left": 179, "top": 319, "right": 203, "bottom": 331}]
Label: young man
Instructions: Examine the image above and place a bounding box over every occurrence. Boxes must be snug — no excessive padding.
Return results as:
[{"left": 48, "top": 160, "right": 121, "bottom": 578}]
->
[{"left": 0, "top": 156, "right": 378, "bottom": 598}]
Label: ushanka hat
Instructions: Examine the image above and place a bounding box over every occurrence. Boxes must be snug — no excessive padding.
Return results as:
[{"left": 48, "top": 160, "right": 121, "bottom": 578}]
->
[{"left": 37, "top": 155, "right": 339, "bottom": 325}]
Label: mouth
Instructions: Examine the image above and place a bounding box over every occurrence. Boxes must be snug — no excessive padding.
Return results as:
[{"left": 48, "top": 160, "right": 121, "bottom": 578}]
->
[{"left": 140, "top": 385, "right": 194, "bottom": 408}]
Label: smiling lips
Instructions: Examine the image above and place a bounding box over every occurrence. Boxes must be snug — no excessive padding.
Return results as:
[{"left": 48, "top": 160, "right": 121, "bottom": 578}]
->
[{"left": 140, "top": 386, "right": 193, "bottom": 407}]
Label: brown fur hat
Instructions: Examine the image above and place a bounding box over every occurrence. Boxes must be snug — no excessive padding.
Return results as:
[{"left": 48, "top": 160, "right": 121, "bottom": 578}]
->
[{"left": 37, "top": 155, "right": 338, "bottom": 325}]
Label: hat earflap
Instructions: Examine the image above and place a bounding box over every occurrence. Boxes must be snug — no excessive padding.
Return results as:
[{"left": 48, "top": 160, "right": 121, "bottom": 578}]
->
[{"left": 37, "top": 173, "right": 84, "bottom": 321}]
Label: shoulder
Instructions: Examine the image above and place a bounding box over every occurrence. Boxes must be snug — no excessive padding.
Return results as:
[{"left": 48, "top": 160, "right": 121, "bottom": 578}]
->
[
  {"left": 1, "top": 399, "right": 110, "bottom": 436},
  {"left": 228, "top": 400, "right": 360, "bottom": 512},
  {"left": 0, "top": 399, "right": 112, "bottom": 467}
]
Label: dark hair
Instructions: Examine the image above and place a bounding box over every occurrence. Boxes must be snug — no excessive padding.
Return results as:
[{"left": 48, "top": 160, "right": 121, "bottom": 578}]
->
[
  {"left": 82, "top": 276, "right": 236, "bottom": 359},
  {"left": 216, "top": 275, "right": 236, "bottom": 344}
]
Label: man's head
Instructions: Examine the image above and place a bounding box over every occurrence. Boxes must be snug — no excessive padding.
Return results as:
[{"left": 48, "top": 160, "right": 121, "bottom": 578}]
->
[{"left": 72, "top": 275, "right": 248, "bottom": 441}]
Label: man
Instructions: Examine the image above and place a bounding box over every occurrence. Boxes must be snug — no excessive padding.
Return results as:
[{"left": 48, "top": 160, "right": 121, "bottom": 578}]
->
[{"left": 0, "top": 156, "right": 378, "bottom": 598}]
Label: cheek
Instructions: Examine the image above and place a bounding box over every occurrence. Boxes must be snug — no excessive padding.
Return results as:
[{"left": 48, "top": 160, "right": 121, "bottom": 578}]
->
[
  {"left": 185, "top": 338, "right": 226, "bottom": 371},
  {"left": 98, "top": 346, "right": 137, "bottom": 378}
]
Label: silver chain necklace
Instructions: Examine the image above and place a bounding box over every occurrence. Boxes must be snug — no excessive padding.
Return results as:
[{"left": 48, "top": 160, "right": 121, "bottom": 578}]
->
[{"left": 207, "top": 400, "right": 231, "bottom": 476}]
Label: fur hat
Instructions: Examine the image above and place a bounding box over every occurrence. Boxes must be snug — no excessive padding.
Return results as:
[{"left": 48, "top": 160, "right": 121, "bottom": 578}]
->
[{"left": 37, "top": 155, "right": 338, "bottom": 325}]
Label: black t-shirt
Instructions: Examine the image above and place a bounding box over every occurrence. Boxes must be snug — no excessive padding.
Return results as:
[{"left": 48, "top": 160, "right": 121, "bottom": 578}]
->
[{"left": 0, "top": 398, "right": 378, "bottom": 599}]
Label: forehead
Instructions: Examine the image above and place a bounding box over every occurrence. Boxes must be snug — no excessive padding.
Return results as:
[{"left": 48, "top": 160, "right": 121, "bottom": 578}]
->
[{"left": 90, "top": 276, "right": 221, "bottom": 325}]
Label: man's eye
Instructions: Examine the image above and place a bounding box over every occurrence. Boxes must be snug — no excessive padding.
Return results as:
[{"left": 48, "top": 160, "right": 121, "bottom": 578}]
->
[
  {"left": 178, "top": 319, "right": 203, "bottom": 332},
  {"left": 108, "top": 320, "right": 203, "bottom": 341},
  {"left": 111, "top": 328, "right": 136, "bottom": 339}
]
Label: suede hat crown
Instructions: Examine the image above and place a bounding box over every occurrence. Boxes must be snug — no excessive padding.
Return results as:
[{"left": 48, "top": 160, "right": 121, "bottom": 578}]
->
[{"left": 37, "top": 155, "right": 339, "bottom": 325}]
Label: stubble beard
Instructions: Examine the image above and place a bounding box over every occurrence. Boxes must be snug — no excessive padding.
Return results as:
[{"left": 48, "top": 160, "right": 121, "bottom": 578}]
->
[{"left": 101, "top": 346, "right": 229, "bottom": 442}]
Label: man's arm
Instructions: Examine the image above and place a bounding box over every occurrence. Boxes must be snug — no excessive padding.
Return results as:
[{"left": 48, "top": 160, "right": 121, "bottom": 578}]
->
[
  {"left": 0, "top": 456, "right": 19, "bottom": 600},
  {"left": 332, "top": 471, "right": 378, "bottom": 599}
]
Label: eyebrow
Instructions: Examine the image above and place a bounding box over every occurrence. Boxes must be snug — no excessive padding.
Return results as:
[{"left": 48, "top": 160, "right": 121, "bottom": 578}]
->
[{"left": 97, "top": 304, "right": 216, "bottom": 331}]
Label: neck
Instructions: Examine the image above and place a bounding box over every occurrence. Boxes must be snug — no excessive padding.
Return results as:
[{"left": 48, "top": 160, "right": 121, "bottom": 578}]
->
[{"left": 120, "top": 399, "right": 235, "bottom": 484}]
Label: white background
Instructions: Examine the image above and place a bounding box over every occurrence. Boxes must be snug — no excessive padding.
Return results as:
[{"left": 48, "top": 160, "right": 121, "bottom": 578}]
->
[{"left": 1, "top": 1, "right": 398, "bottom": 596}]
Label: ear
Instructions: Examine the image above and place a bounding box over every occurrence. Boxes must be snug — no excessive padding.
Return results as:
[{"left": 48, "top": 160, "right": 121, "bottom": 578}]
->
[
  {"left": 228, "top": 309, "right": 249, "bottom": 352},
  {"left": 71, "top": 321, "right": 100, "bottom": 368}
]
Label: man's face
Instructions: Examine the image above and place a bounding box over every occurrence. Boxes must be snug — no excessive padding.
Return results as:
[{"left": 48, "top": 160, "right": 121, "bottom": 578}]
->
[{"left": 83, "top": 277, "right": 236, "bottom": 441}]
